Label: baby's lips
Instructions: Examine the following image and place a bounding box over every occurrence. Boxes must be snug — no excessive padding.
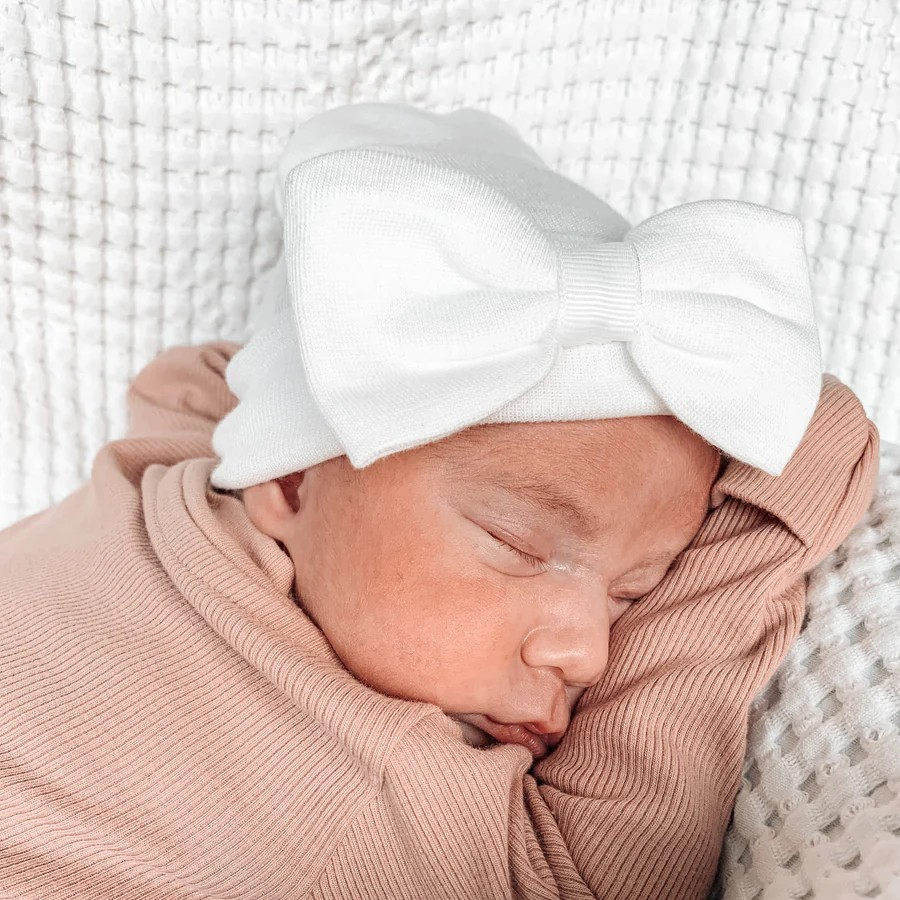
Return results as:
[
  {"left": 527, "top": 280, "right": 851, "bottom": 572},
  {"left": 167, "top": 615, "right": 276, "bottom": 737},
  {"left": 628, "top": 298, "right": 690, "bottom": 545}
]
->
[
  {"left": 523, "top": 722, "right": 566, "bottom": 750},
  {"left": 474, "top": 716, "right": 559, "bottom": 758},
  {"left": 453, "top": 714, "right": 567, "bottom": 758}
]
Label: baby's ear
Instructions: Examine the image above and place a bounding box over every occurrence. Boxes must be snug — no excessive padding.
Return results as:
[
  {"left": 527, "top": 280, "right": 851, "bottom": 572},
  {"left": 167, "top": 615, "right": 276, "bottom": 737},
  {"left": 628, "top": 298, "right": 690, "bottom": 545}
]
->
[
  {"left": 277, "top": 472, "right": 306, "bottom": 512},
  {"left": 242, "top": 472, "right": 306, "bottom": 539}
]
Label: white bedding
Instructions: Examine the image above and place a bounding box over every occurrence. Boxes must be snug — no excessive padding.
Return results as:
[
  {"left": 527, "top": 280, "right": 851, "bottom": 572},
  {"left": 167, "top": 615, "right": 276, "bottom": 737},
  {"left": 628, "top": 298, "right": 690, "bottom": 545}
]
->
[{"left": 713, "top": 439, "right": 900, "bottom": 898}]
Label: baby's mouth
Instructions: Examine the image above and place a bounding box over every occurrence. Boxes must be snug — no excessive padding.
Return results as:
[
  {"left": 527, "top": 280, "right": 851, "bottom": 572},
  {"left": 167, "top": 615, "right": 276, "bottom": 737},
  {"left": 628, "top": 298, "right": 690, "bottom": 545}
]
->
[{"left": 458, "top": 714, "right": 554, "bottom": 759}]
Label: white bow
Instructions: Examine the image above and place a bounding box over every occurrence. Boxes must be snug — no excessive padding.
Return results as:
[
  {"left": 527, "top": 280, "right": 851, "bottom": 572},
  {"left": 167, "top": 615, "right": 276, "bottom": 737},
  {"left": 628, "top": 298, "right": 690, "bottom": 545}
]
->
[{"left": 281, "top": 149, "right": 822, "bottom": 476}]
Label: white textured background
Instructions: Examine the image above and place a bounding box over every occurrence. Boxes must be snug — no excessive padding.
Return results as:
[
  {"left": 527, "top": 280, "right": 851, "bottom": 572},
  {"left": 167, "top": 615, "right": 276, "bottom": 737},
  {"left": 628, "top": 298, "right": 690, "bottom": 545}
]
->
[{"left": 1, "top": 0, "right": 898, "bottom": 531}]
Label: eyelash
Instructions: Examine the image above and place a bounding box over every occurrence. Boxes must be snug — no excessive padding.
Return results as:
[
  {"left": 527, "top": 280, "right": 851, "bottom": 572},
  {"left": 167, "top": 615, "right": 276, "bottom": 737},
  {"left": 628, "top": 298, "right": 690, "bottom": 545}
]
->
[
  {"left": 487, "top": 532, "right": 546, "bottom": 570},
  {"left": 485, "top": 530, "right": 671, "bottom": 599}
]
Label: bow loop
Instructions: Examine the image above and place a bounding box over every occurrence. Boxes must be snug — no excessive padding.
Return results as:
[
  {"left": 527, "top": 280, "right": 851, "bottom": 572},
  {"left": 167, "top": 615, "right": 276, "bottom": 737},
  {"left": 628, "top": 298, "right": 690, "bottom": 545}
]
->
[
  {"left": 623, "top": 200, "right": 822, "bottom": 474},
  {"left": 282, "top": 148, "right": 562, "bottom": 468}
]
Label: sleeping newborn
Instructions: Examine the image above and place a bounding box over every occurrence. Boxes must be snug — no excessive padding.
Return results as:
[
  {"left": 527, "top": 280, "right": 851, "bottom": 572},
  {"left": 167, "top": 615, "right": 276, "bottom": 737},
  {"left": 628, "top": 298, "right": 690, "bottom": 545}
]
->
[
  {"left": 0, "top": 340, "right": 876, "bottom": 900},
  {"left": 238, "top": 412, "right": 721, "bottom": 759},
  {"left": 0, "top": 101, "right": 881, "bottom": 900}
]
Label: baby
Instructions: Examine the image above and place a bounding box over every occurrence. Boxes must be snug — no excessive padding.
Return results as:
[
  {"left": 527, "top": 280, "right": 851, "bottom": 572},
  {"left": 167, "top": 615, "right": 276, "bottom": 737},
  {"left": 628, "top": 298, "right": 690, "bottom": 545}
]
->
[
  {"left": 238, "top": 406, "right": 721, "bottom": 758},
  {"left": 0, "top": 102, "right": 880, "bottom": 900}
]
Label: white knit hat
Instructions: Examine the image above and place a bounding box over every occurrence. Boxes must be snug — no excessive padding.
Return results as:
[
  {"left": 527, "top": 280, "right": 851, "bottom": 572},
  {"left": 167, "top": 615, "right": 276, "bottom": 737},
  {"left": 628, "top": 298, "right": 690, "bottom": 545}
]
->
[{"left": 210, "top": 101, "right": 822, "bottom": 489}]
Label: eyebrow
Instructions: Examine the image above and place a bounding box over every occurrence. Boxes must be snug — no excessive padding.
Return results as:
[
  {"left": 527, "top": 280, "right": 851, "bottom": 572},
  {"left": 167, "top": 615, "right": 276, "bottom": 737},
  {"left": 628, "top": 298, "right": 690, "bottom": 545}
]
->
[
  {"left": 487, "top": 473, "right": 600, "bottom": 538},
  {"left": 484, "top": 473, "right": 686, "bottom": 573}
]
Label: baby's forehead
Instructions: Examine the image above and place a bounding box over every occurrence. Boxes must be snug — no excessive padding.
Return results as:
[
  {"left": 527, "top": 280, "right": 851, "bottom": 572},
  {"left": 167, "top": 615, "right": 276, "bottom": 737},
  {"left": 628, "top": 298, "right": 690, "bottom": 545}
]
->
[
  {"left": 420, "top": 417, "right": 719, "bottom": 528},
  {"left": 432, "top": 417, "right": 627, "bottom": 460},
  {"left": 426, "top": 416, "right": 659, "bottom": 483},
  {"left": 425, "top": 437, "right": 627, "bottom": 534}
]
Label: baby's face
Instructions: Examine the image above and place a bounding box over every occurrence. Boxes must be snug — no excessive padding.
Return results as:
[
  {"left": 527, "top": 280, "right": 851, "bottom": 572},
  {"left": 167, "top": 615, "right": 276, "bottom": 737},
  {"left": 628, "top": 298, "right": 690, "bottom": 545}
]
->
[{"left": 243, "top": 415, "right": 721, "bottom": 757}]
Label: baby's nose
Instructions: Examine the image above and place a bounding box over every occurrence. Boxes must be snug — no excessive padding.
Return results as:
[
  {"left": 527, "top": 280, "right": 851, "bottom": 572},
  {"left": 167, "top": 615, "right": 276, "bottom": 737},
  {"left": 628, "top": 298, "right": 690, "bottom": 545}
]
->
[{"left": 521, "top": 626, "right": 610, "bottom": 689}]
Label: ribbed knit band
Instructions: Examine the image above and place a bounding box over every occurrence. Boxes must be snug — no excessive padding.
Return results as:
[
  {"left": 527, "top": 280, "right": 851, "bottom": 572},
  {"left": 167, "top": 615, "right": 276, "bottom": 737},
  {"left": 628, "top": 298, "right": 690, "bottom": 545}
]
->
[{"left": 557, "top": 242, "right": 642, "bottom": 346}]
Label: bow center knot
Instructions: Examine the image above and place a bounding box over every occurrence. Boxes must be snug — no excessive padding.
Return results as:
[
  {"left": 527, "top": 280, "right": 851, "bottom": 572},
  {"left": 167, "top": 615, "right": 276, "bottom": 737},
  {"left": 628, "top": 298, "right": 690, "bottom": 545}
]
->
[{"left": 556, "top": 242, "right": 642, "bottom": 347}]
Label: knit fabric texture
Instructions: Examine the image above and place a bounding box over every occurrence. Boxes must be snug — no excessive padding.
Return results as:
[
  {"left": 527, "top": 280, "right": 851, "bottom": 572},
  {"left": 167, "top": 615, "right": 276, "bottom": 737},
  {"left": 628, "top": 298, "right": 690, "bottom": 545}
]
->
[
  {"left": 713, "top": 438, "right": 900, "bottom": 899},
  {"left": 1, "top": 0, "right": 898, "bottom": 530}
]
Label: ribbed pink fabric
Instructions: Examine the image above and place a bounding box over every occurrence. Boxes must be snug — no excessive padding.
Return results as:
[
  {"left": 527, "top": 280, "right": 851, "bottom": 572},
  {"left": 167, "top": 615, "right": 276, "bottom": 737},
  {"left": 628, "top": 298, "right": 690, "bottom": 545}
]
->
[{"left": 0, "top": 341, "right": 879, "bottom": 900}]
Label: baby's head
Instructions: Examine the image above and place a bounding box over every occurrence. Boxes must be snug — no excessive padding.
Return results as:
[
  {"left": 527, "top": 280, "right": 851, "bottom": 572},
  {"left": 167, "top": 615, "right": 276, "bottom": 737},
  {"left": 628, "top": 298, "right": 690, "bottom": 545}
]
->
[
  {"left": 240, "top": 413, "right": 721, "bottom": 754},
  {"left": 214, "top": 102, "right": 821, "bottom": 757}
]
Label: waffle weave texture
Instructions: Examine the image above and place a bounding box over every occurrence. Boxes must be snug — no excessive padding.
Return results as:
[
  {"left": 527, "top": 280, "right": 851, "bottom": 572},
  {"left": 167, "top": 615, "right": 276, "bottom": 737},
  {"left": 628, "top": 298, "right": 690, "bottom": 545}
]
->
[
  {"left": 1, "top": 0, "right": 898, "bottom": 529},
  {"left": 713, "top": 439, "right": 900, "bottom": 899}
]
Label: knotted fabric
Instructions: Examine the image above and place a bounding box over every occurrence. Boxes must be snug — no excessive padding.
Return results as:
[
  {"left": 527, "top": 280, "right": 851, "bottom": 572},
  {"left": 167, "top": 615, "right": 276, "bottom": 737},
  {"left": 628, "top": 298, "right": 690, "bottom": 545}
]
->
[{"left": 211, "top": 102, "right": 823, "bottom": 489}]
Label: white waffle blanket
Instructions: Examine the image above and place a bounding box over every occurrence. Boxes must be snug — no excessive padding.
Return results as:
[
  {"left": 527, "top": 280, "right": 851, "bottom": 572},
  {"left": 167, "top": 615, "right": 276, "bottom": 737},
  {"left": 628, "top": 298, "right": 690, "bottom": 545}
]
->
[
  {"left": 2, "top": 2, "right": 899, "bottom": 897},
  {"left": 714, "top": 439, "right": 900, "bottom": 899}
]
